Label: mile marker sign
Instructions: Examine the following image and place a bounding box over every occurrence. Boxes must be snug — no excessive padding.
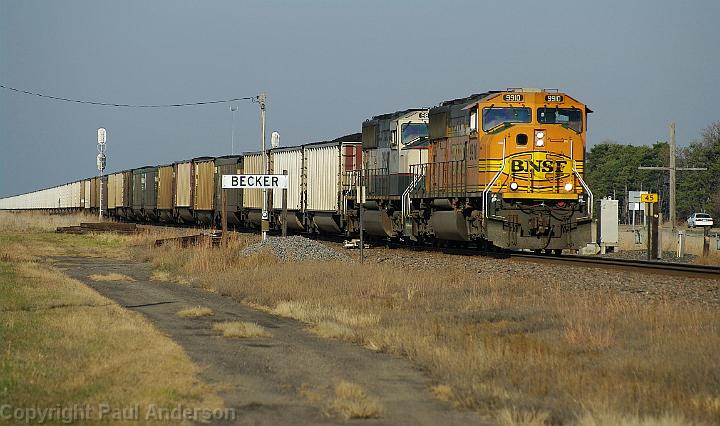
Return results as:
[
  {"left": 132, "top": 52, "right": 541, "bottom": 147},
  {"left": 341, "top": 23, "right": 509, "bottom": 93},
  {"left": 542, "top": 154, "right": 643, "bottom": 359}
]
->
[
  {"left": 640, "top": 193, "right": 658, "bottom": 203},
  {"left": 222, "top": 174, "right": 288, "bottom": 189}
]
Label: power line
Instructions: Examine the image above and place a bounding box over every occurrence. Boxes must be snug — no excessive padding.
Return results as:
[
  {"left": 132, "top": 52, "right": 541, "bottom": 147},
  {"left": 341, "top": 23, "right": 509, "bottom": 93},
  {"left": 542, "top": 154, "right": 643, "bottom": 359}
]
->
[{"left": 0, "top": 83, "right": 257, "bottom": 108}]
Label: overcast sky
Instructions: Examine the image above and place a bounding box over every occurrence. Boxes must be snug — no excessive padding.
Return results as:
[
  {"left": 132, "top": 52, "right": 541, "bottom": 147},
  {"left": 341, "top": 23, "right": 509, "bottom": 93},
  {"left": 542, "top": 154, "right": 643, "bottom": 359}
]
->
[{"left": 1, "top": 0, "right": 718, "bottom": 197}]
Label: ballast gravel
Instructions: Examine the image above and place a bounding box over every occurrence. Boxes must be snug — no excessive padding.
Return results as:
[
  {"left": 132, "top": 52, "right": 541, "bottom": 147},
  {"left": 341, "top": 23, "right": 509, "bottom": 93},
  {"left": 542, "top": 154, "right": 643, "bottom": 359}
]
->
[
  {"left": 329, "top": 242, "right": 720, "bottom": 307},
  {"left": 241, "top": 236, "right": 351, "bottom": 262}
]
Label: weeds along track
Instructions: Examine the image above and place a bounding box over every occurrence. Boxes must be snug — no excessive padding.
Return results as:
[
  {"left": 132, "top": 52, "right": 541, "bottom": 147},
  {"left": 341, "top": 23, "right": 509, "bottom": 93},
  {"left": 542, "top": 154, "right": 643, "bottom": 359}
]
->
[{"left": 114, "top": 221, "right": 720, "bottom": 280}]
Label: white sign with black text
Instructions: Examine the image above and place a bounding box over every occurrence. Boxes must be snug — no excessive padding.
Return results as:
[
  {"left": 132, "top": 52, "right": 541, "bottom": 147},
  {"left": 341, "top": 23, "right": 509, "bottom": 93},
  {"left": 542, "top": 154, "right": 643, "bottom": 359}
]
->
[{"left": 222, "top": 174, "right": 288, "bottom": 189}]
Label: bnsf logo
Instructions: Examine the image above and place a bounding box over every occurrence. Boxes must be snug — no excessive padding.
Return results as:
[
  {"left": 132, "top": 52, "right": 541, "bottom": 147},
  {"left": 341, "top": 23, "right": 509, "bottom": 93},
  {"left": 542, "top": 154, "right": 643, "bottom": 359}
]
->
[
  {"left": 503, "top": 152, "right": 573, "bottom": 181},
  {"left": 511, "top": 159, "right": 568, "bottom": 173}
]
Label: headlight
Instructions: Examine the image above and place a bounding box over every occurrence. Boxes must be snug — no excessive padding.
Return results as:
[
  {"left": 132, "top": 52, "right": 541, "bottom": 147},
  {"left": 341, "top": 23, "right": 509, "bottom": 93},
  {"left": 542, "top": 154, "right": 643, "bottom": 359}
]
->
[
  {"left": 510, "top": 182, "right": 519, "bottom": 191},
  {"left": 535, "top": 130, "right": 545, "bottom": 147},
  {"left": 564, "top": 183, "right": 573, "bottom": 191}
]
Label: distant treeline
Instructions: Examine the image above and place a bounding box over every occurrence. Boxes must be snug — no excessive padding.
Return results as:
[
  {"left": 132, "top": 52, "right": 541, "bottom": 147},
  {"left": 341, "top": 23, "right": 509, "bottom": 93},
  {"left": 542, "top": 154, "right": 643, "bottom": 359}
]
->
[{"left": 586, "top": 121, "right": 720, "bottom": 223}]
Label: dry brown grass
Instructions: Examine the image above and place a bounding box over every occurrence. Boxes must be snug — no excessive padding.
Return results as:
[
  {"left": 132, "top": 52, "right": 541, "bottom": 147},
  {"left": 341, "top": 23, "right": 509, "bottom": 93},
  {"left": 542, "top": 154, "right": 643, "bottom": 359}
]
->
[
  {"left": 0, "top": 211, "right": 194, "bottom": 263},
  {"left": 496, "top": 407, "right": 550, "bottom": 426},
  {"left": 328, "top": 381, "right": 382, "bottom": 420},
  {"left": 311, "top": 321, "right": 355, "bottom": 340},
  {"left": 575, "top": 410, "right": 698, "bottom": 426},
  {"left": 0, "top": 260, "right": 224, "bottom": 415},
  {"left": 430, "top": 384, "right": 455, "bottom": 403},
  {"left": 150, "top": 270, "right": 172, "bottom": 281},
  {"left": 0, "top": 211, "right": 96, "bottom": 231},
  {"left": 88, "top": 272, "right": 136, "bottom": 282},
  {"left": 136, "top": 239, "right": 720, "bottom": 425},
  {"left": 176, "top": 306, "right": 214, "bottom": 318},
  {"left": 211, "top": 321, "right": 271, "bottom": 338}
]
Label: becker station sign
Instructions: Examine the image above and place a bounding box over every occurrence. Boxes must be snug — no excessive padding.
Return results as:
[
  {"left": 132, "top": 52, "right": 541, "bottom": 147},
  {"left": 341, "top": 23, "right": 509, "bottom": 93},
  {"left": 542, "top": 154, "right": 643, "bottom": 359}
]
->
[{"left": 221, "top": 174, "right": 289, "bottom": 189}]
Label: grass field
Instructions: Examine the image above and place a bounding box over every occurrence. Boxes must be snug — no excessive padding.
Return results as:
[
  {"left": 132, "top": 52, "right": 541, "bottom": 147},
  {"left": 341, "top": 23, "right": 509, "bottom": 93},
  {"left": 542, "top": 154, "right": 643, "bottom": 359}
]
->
[
  {"left": 143, "top": 233, "right": 720, "bottom": 426},
  {"left": 2, "top": 212, "right": 718, "bottom": 425},
  {"left": 0, "top": 212, "right": 224, "bottom": 423}
]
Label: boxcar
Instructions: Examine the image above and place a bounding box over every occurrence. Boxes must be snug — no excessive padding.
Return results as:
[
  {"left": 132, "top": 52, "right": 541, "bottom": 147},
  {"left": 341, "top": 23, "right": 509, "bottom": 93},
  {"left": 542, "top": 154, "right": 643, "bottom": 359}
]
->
[
  {"left": 214, "top": 155, "right": 242, "bottom": 226},
  {"left": 174, "top": 160, "right": 193, "bottom": 223},
  {"left": 89, "top": 176, "right": 107, "bottom": 211},
  {"left": 108, "top": 173, "right": 118, "bottom": 214},
  {"left": 304, "top": 134, "right": 361, "bottom": 233},
  {"left": 156, "top": 164, "right": 174, "bottom": 222},
  {"left": 70, "top": 181, "right": 82, "bottom": 210},
  {"left": 241, "top": 151, "right": 270, "bottom": 226},
  {"left": 193, "top": 157, "right": 216, "bottom": 224},
  {"left": 270, "top": 146, "right": 304, "bottom": 230},
  {"left": 118, "top": 170, "right": 134, "bottom": 219},
  {"left": 131, "top": 166, "right": 158, "bottom": 221}
]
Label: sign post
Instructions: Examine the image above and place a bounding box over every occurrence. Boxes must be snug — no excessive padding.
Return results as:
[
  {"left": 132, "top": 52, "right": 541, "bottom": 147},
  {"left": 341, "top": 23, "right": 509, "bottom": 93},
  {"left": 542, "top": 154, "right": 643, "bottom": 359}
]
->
[
  {"left": 221, "top": 188, "right": 228, "bottom": 247},
  {"left": 641, "top": 193, "right": 659, "bottom": 260},
  {"left": 258, "top": 93, "right": 269, "bottom": 241},
  {"left": 281, "top": 170, "right": 288, "bottom": 238}
]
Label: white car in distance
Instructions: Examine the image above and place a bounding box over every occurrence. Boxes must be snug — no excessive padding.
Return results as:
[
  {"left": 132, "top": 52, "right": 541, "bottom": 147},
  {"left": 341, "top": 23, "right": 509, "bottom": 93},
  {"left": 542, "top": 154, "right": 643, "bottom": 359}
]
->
[{"left": 687, "top": 212, "right": 714, "bottom": 228}]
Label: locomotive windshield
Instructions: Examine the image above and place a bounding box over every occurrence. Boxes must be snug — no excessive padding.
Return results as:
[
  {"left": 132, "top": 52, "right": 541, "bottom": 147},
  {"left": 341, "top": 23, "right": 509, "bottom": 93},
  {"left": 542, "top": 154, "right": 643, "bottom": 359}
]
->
[
  {"left": 401, "top": 123, "right": 429, "bottom": 145},
  {"left": 537, "top": 107, "right": 583, "bottom": 132},
  {"left": 482, "top": 107, "right": 531, "bottom": 131}
]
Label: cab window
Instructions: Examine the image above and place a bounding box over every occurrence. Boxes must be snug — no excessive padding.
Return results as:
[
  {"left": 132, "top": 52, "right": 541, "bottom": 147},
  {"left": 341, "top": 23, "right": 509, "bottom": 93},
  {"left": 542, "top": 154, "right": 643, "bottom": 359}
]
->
[
  {"left": 537, "top": 107, "right": 583, "bottom": 132},
  {"left": 482, "top": 107, "right": 531, "bottom": 131},
  {"left": 401, "top": 123, "right": 429, "bottom": 145}
]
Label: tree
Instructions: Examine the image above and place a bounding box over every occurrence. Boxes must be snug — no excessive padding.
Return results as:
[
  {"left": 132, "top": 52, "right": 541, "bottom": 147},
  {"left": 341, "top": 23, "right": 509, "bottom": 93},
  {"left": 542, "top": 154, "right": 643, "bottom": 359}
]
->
[
  {"left": 585, "top": 141, "right": 666, "bottom": 221},
  {"left": 677, "top": 121, "right": 720, "bottom": 220},
  {"left": 586, "top": 121, "right": 720, "bottom": 224}
]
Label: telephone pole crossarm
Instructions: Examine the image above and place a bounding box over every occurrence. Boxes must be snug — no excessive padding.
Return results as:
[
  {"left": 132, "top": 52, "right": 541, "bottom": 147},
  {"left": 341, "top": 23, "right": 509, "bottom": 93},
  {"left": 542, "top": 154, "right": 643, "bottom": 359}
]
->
[{"left": 637, "top": 123, "right": 707, "bottom": 231}]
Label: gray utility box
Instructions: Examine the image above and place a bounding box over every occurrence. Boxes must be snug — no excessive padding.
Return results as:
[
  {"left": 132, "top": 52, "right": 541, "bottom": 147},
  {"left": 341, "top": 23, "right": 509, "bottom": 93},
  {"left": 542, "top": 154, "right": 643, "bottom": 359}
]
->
[{"left": 599, "top": 198, "right": 619, "bottom": 253}]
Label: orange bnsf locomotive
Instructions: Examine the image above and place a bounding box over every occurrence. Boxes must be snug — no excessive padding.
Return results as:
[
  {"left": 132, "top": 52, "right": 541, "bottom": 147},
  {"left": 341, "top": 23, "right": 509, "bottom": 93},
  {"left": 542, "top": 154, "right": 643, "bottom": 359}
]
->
[{"left": 404, "top": 88, "right": 593, "bottom": 252}]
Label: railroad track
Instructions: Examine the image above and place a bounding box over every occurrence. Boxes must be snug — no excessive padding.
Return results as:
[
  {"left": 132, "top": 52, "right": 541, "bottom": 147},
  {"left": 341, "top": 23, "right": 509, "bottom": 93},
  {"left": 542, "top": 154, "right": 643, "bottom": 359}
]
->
[
  {"left": 88, "top": 221, "right": 720, "bottom": 280},
  {"left": 502, "top": 252, "right": 719, "bottom": 279},
  {"left": 431, "top": 247, "right": 720, "bottom": 279}
]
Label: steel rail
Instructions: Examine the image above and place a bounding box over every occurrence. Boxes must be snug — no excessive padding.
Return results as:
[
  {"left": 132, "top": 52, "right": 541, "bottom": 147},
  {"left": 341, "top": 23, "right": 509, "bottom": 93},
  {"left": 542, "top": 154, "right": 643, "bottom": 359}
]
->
[
  {"left": 438, "top": 247, "right": 720, "bottom": 279},
  {"left": 134, "top": 223, "right": 720, "bottom": 280}
]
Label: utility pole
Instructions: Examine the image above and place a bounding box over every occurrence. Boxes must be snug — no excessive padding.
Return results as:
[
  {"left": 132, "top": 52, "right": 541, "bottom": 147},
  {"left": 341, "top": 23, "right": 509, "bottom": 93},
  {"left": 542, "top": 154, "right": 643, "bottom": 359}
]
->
[
  {"left": 639, "top": 122, "right": 706, "bottom": 232},
  {"left": 230, "top": 105, "right": 238, "bottom": 155},
  {"left": 97, "top": 128, "right": 107, "bottom": 220},
  {"left": 669, "top": 123, "right": 676, "bottom": 230},
  {"left": 259, "top": 93, "right": 269, "bottom": 241}
]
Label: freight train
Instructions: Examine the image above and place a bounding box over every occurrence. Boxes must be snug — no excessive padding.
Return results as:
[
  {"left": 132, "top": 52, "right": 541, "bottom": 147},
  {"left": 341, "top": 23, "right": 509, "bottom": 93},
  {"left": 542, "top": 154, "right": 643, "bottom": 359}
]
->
[{"left": 0, "top": 88, "right": 593, "bottom": 252}]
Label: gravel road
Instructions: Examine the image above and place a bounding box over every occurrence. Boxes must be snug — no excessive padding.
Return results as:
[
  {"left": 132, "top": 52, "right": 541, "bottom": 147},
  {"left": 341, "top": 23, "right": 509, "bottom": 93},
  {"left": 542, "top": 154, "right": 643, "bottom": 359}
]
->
[{"left": 54, "top": 256, "right": 484, "bottom": 426}]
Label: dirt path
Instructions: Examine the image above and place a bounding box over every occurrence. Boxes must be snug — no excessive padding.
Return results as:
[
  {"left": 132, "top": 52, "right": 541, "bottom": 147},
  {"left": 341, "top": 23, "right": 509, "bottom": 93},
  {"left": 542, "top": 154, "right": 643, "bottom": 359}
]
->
[{"left": 55, "top": 257, "right": 486, "bottom": 426}]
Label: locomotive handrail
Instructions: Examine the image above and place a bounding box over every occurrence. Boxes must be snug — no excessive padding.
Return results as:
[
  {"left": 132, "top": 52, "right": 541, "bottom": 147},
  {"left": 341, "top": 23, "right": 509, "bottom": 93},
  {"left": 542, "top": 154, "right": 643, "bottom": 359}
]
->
[
  {"left": 571, "top": 140, "right": 593, "bottom": 218},
  {"left": 483, "top": 138, "right": 506, "bottom": 218},
  {"left": 574, "top": 168, "right": 593, "bottom": 219},
  {"left": 401, "top": 171, "right": 424, "bottom": 220}
]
